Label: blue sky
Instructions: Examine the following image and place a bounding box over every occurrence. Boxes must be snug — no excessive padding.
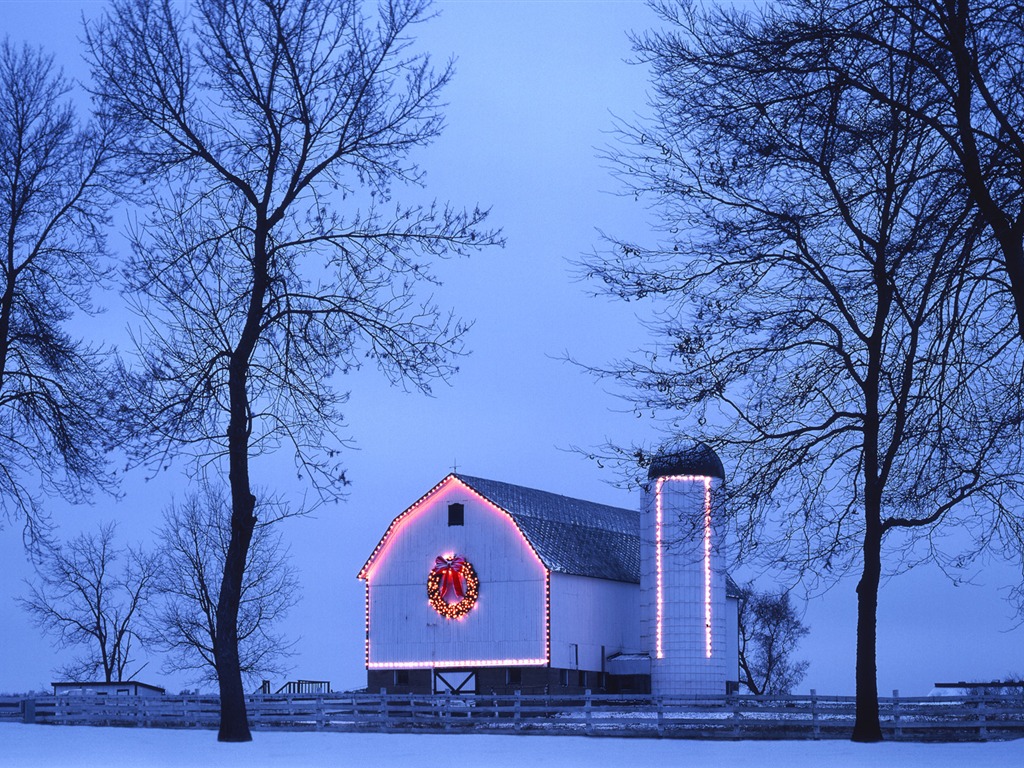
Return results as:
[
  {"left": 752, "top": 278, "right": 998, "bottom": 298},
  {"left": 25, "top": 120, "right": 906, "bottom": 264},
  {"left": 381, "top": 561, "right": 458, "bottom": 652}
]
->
[{"left": 0, "top": 0, "right": 1020, "bottom": 696}]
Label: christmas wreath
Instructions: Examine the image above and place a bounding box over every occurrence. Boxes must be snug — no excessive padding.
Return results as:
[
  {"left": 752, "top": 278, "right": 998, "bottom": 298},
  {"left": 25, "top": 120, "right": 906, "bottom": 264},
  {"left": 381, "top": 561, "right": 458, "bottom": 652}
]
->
[{"left": 428, "top": 554, "right": 479, "bottom": 619}]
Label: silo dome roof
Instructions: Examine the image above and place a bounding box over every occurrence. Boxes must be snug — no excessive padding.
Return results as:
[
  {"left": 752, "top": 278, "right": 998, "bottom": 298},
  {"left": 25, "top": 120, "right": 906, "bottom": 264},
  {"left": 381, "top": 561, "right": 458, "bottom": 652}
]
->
[{"left": 647, "top": 441, "right": 725, "bottom": 481}]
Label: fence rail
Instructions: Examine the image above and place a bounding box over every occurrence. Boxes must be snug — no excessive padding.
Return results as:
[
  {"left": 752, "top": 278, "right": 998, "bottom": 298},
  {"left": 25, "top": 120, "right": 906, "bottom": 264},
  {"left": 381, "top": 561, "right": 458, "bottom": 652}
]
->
[{"left": 3, "top": 690, "right": 1023, "bottom": 740}]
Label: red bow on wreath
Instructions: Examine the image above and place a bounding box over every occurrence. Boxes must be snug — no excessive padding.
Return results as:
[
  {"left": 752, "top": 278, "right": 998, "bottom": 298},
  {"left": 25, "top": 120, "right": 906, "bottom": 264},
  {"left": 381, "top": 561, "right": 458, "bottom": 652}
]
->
[{"left": 432, "top": 555, "right": 467, "bottom": 602}]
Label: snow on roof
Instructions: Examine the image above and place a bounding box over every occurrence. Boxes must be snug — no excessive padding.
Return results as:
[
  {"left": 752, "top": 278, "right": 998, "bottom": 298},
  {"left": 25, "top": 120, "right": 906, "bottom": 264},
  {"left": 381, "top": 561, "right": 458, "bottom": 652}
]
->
[
  {"left": 51, "top": 681, "right": 166, "bottom": 695},
  {"left": 648, "top": 441, "right": 726, "bottom": 481}
]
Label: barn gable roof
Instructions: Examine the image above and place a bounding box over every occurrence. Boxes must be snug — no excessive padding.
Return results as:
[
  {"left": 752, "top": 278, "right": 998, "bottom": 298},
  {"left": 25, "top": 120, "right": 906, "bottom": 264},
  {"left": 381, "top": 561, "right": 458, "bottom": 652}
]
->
[{"left": 455, "top": 474, "right": 639, "bottom": 584}]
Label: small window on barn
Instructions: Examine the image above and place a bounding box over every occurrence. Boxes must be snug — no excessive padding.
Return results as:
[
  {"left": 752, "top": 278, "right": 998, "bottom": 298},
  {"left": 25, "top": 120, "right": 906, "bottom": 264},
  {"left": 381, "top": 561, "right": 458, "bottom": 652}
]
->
[
  {"left": 394, "top": 670, "right": 410, "bottom": 687},
  {"left": 448, "top": 503, "right": 465, "bottom": 526},
  {"left": 560, "top": 669, "right": 569, "bottom": 687},
  {"left": 506, "top": 668, "right": 522, "bottom": 687}
]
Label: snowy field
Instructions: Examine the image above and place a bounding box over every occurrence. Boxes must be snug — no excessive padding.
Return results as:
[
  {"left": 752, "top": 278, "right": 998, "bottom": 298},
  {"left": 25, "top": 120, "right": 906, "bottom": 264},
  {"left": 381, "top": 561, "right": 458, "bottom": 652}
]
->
[{"left": 1, "top": 724, "right": 1023, "bottom": 767}]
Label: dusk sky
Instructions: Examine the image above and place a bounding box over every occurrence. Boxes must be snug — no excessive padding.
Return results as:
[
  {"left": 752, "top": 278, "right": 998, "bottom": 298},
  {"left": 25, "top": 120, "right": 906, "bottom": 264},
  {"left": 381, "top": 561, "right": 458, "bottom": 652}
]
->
[{"left": 0, "top": 0, "right": 1021, "bottom": 697}]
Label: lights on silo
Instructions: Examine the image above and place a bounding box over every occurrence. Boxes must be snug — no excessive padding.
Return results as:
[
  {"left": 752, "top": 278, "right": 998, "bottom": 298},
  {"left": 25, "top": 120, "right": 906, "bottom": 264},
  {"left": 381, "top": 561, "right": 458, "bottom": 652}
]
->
[{"left": 654, "top": 474, "right": 714, "bottom": 661}]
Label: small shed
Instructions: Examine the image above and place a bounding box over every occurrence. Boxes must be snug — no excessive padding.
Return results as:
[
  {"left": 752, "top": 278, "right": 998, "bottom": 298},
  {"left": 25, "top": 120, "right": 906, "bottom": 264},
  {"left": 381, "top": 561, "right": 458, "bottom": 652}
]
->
[{"left": 52, "top": 681, "right": 166, "bottom": 697}]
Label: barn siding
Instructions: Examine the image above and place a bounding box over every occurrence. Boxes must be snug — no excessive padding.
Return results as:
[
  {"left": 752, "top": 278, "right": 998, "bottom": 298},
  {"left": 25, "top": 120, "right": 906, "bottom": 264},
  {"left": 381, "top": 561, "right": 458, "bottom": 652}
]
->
[
  {"left": 548, "top": 573, "right": 640, "bottom": 672},
  {"left": 365, "top": 480, "right": 548, "bottom": 667}
]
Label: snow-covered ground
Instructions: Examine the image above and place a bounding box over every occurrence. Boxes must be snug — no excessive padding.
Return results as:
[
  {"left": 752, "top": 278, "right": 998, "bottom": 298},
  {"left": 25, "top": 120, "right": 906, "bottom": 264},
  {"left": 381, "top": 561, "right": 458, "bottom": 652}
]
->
[{"left": 1, "top": 723, "right": 1022, "bottom": 767}]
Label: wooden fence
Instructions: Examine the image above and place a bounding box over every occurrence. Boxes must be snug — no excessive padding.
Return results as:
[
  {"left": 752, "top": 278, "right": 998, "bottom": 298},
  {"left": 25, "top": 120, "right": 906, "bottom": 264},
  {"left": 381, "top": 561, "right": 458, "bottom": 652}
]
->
[{"left": 3, "top": 690, "right": 1023, "bottom": 740}]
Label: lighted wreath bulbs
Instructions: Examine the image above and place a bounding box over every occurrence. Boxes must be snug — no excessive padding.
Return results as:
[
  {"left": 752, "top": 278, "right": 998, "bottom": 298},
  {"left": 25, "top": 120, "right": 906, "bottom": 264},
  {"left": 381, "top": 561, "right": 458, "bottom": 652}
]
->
[{"left": 428, "top": 554, "right": 480, "bottom": 619}]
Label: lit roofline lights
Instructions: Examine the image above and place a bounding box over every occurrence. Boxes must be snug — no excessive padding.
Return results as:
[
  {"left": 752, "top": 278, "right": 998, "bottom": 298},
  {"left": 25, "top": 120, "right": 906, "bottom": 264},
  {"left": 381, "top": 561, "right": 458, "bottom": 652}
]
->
[
  {"left": 358, "top": 474, "right": 547, "bottom": 583},
  {"left": 654, "top": 477, "right": 664, "bottom": 660},
  {"left": 654, "top": 475, "right": 714, "bottom": 661},
  {"left": 359, "top": 474, "right": 551, "bottom": 669},
  {"left": 703, "top": 476, "right": 712, "bottom": 659},
  {"left": 368, "top": 657, "right": 549, "bottom": 670}
]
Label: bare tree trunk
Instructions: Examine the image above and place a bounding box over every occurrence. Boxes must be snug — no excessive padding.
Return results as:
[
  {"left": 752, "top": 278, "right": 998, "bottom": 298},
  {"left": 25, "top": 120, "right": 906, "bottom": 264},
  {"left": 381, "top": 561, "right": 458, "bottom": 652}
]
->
[
  {"left": 214, "top": 487, "right": 256, "bottom": 742},
  {"left": 853, "top": 513, "right": 883, "bottom": 742},
  {"left": 215, "top": 384, "right": 258, "bottom": 741},
  {"left": 214, "top": 226, "right": 269, "bottom": 742},
  {"left": 0, "top": 268, "right": 13, "bottom": 388},
  {"left": 739, "top": 656, "right": 762, "bottom": 696},
  {"left": 848, "top": 243, "right": 890, "bottom": 743}
]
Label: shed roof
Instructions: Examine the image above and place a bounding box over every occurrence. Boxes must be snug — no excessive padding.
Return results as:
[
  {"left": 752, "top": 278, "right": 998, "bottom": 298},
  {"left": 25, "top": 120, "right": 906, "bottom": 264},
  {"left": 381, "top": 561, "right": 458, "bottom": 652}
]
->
[{"left": 51, "top": 681, "right": 166, "bottom": 695}]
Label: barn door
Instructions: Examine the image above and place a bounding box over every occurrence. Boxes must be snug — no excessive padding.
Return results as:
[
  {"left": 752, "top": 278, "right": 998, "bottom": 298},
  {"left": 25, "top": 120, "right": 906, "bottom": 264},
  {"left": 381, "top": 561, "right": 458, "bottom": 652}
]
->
[{"left": 433, "top": 669, "right": 477, "bottom": 695}]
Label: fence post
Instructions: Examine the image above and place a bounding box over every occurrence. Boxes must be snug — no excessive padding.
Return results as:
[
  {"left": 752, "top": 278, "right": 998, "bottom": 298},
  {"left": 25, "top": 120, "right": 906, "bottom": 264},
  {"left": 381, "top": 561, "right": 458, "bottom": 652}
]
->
[
  {"left": 316, "top": 694, "right": 325, "bottom": 730},
  {"left": 514, "top": 690, "right": 522, "bottom": 732},
  {"left": 810, "top": 689, "right": 820, "bottom": 740},
  {"left": 21, "top": 698, "right": 35, "bottom": 724},
  {"left": 656, "top": 696, "right": 664, "bottom": 737},
  {"left": 892, "top": 689, "right": 901, "bottom": 740},
  {"left": 379, "top": 688, "right": 388, "bottom": 730},
  {"left": 978, "top": 692, "right": 989, "bottom": 740},
  {"left": 584, "top": 689, "right": 593, "bottom": 735},
  {"left": 730, "top": 693, "right": 742, "bottom": 737}
]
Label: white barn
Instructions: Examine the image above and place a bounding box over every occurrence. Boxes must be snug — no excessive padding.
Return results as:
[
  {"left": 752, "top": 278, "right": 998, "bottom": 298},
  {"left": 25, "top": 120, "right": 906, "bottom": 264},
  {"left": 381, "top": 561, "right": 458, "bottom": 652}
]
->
[{"left": 357, "top": 444, "right": 739, "bottom": 695}]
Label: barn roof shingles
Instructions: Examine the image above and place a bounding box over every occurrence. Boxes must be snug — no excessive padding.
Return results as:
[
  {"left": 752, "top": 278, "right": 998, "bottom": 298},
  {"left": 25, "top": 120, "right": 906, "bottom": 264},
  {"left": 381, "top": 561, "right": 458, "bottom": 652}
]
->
[
  {"left": 456, "top": 475, "right": 741, "bottom": 598},
  {"left": 455, "top": 474, "right": 640, "bottom": 584}
]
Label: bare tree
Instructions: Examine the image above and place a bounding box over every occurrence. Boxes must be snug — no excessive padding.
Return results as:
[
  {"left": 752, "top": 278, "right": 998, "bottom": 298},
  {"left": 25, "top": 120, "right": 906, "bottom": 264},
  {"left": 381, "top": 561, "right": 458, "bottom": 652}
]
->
[
  {"left": 736, "top": 583, "right": 810, "bottom": 696},
  {"left": 19, "top": 523, "right": 159, "bottom": 682},
  {"left": 583, "top": 0, "right": 1024, "bottom": 742},
  {"left": 147, "top": 482, "right": 298, "bottom": 689},
  {"left": 0, "top": 38, "right": 117, "bottom": 539},
  {"left": 760, "top": 0, "right": 1024, "bottom": 619},
  {"left": 781, "top": 0, "right": 1024, "bottom": 341},
  {"left": 85, "top": 0, "right": 501, "bottom": 740}
]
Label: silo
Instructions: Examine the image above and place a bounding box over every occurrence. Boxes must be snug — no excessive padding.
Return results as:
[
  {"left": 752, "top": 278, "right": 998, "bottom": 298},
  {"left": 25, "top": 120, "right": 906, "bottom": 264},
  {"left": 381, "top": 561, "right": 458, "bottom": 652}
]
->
[{"left": 640, "top": 442, "right": 727, "bottom": 696}]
